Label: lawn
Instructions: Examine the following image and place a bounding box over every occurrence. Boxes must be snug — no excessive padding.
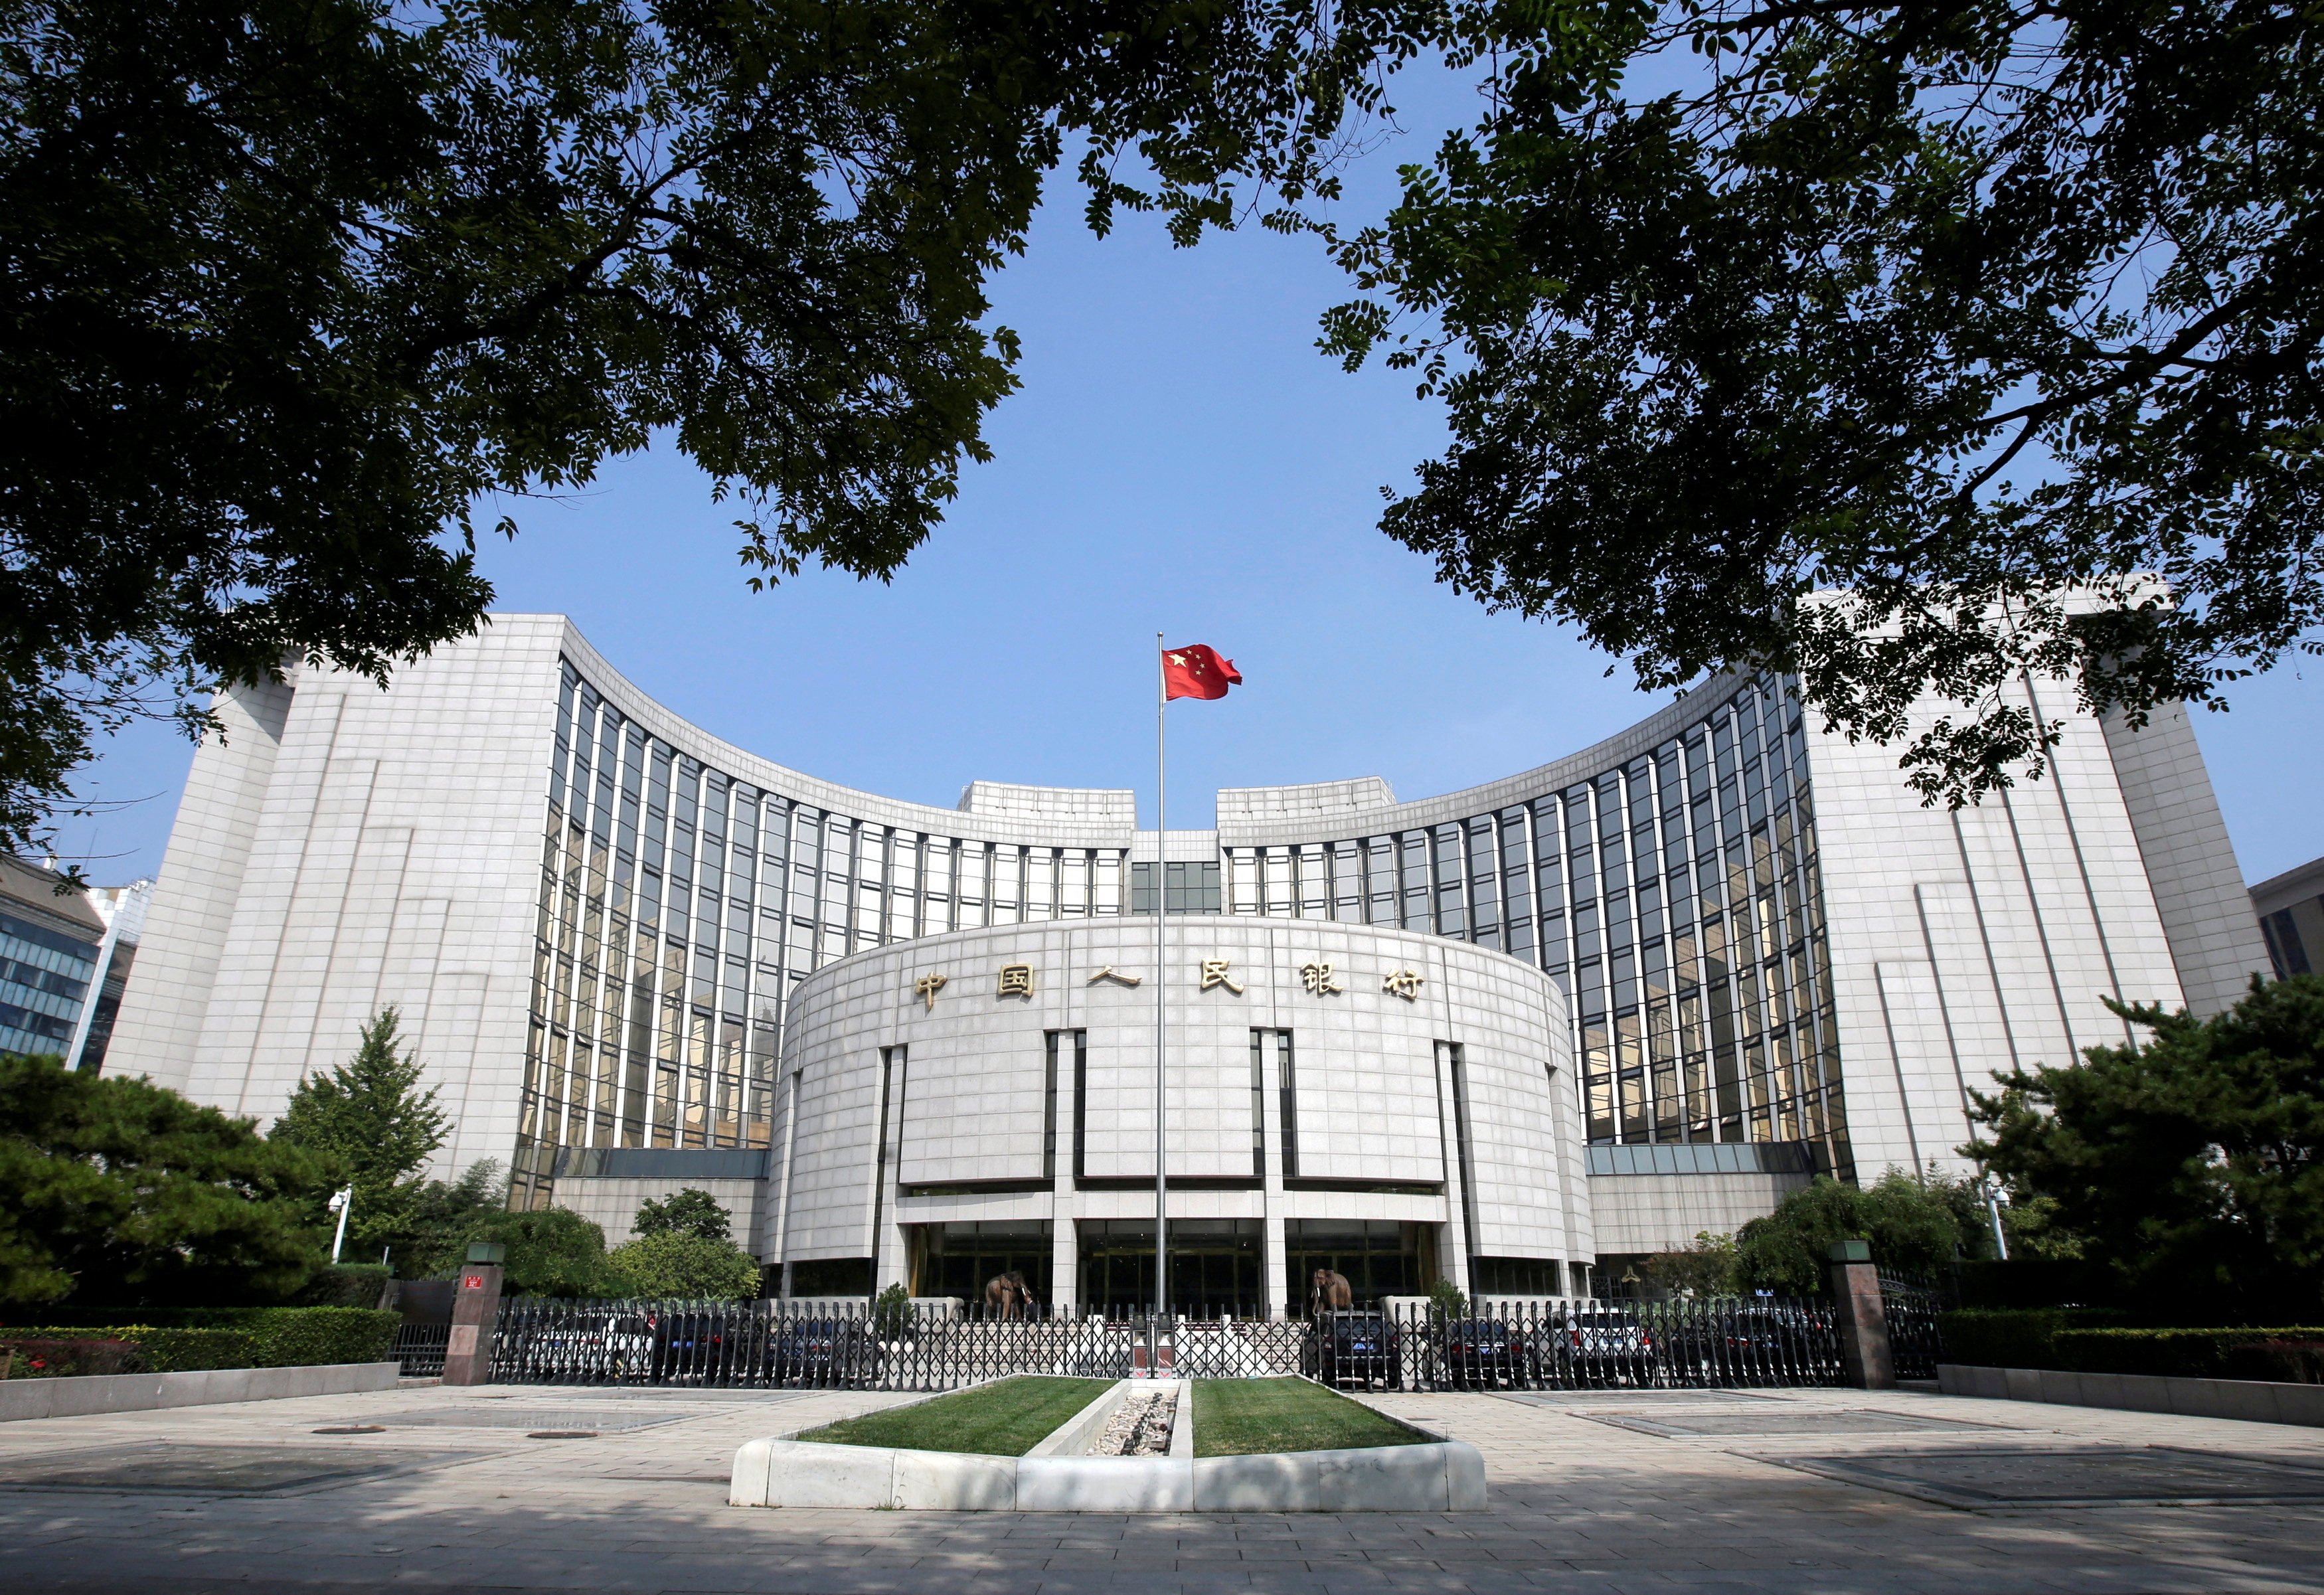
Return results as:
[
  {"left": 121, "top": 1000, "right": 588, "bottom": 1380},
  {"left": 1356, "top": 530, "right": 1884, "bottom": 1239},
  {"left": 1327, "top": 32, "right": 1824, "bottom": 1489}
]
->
[
  {"left": 1192, "top": 1377, "right": 1428, "bottom": 1457},
  {"left": 796, "top": 1376, "right": 1112, "bottom": 1456}
]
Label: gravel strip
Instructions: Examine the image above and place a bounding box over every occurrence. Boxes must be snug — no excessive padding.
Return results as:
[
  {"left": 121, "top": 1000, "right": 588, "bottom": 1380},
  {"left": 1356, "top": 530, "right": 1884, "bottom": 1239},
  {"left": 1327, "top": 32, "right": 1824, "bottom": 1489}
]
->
[{"left": 1086, "top": 1389, "right": 1175, "bottom": 1456}]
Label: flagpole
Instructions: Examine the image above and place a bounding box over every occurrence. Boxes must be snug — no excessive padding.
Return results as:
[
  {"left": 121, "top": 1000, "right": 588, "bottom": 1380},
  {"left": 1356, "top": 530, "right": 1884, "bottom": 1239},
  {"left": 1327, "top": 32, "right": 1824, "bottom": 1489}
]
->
[{"left": 1155, "top": 631, "right": 1169, "bottom": 1322}]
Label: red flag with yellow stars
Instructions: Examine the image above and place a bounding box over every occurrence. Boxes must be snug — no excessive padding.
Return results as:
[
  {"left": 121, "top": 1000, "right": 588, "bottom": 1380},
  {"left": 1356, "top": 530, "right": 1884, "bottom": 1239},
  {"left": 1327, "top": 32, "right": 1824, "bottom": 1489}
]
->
[{"left": 1162, "top": 644, "right": 1242, "bottom": 701}]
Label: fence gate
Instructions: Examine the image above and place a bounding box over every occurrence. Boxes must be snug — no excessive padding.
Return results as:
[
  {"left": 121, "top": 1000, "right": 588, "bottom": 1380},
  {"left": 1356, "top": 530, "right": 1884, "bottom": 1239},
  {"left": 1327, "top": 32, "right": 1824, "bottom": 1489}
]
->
[{"left": 392, "top": 1292, "right": 1931, "bottom": 1392}]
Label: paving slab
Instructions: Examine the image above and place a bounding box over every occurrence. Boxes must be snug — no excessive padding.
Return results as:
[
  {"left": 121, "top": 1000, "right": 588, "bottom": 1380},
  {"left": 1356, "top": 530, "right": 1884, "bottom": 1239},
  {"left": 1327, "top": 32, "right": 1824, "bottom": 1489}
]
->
[{"left": 1, "top": 1381, "right": 2323, "bottom": 1592}]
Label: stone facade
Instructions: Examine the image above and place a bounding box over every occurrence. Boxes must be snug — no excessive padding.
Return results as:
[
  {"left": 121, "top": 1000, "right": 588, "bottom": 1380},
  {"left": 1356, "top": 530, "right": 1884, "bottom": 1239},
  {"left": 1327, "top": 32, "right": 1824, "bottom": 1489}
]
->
[{"left": 104, "top": 613, "right": 2268, "bottom": 1292}]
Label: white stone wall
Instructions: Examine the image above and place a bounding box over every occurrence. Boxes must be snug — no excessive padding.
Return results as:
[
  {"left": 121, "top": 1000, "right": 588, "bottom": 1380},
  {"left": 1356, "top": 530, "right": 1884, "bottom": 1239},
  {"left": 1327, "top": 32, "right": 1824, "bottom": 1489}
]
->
[
  {"left": 1804, "top": 668, "right": 2197, "bottom": 1180},
  {"left": 768, "top": 917, "right": 1586, "bottom": 1309},
  {"left": 1588, "top": 1171, "right": 1816, "bottom": 1256},
  {"left": 107, "top": 617, "right": 567, "bottom": 1179},
  {"left": 104, "top": 675, "right": 293, "bottom": 1092}
]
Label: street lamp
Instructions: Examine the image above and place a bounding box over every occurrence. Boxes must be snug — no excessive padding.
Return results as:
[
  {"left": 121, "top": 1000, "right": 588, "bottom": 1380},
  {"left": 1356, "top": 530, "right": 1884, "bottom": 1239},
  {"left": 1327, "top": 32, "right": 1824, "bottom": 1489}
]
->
[{"left": 326, "top": 1186, "right": 354, "bottom": 1266}]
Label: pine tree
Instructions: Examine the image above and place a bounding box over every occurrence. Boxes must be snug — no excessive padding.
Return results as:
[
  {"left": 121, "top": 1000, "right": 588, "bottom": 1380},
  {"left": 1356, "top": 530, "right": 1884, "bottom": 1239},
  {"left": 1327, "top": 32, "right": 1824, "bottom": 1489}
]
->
[{"left": 272, "top": 1009, "right": 450, "bottom": 1252}]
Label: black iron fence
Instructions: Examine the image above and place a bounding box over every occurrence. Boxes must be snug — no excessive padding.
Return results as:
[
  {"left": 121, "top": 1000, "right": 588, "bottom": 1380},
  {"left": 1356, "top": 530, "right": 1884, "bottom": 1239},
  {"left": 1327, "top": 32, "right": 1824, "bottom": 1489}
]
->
[
  {"left": 402, "top": 1292, "right": 1932, "bottom": 1392},
  {"left": 392, "top": 1320, "right": 450, "bottom": 1377},
  {"left": 1880, "top": 1278, "right": 1948, "bottom": 1381}
]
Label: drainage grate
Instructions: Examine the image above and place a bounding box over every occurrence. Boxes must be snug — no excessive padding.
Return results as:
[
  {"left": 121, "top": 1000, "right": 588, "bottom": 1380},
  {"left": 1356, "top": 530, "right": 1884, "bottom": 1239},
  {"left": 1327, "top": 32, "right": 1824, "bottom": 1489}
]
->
[
  {"left": 370, "top": 1407, "right": 688, "bottom": 1432},
  {"left": 0, "top": 1444, "right": 473, "bottom": 1497},
  {"left": 1586, "top": 1408, "right": 2011, "bottom": 1437},
  {"left": 1764, "top": 1446, "right": 2324, "bottom": 1508}
]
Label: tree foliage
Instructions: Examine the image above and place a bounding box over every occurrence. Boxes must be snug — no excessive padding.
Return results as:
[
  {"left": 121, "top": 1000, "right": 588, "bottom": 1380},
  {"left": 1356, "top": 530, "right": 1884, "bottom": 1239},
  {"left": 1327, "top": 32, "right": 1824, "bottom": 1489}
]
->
[
  {"left": 0, "top": 1053, "right": 330, "bottom": 1309},
  {"left": 270, "top": 1008, "right": 449, "bottom": 1255},
  {"left": 1732, "top": 1170, "right": 1962, "bottom": 1295},
  {"left": 1320, "top": 0, "right": 2324, "bottom": 803},
  {"left": 1641, "top": 1230, "right": 1738, "bottom": 1297},
  {"left": 1967, "top": 974, "right": 2324, "bottom": 1318},
  {"left": 606, "top": 1230, "right": 761, "bottom": 1300},
  {"left": 0, "top": 0, "right": 1419, "bottom": 861},
  {"left": 633, "top": 1187, "right": 731, "bottom": 1242},
  {"left": 459, "top": 1206, "right": 633, "bottom": 1299}
]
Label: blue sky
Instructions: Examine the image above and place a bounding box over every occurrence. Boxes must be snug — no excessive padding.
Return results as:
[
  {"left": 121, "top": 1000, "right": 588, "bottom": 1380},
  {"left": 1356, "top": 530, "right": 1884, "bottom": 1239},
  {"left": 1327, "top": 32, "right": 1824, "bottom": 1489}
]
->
[{"left": 47, "top": 96, "right": 2324, "bottom": 889}]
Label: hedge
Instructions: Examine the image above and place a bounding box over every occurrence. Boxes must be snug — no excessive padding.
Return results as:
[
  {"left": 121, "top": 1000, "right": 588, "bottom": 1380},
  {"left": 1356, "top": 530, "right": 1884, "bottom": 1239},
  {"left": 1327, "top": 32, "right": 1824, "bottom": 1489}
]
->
[
  {"left": 0, "top": 1308, "right": 398, "bottom": 1373},
  {"left": 2053, "top": 1327, "right": 2324, "bottom": 1381},
  {"left": 1939, "top": 1309, "right": 2324, "bottom": 1383},
  {"left": 1936, "top": 1307, "right": 2123, "bottom": 1371}
]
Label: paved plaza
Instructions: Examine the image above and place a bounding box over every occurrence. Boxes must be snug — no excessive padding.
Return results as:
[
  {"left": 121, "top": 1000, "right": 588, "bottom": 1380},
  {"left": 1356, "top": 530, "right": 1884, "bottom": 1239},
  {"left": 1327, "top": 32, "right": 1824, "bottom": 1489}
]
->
[{"left": 3, "top": 1380, "right": 2322, "bottom": 1594}]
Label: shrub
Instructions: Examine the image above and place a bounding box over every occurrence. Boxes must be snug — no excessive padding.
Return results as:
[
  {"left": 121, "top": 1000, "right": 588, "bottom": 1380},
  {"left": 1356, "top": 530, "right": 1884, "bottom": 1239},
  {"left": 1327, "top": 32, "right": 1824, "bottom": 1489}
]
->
[
  {"left": 295, "top": 1264, "right": 392, "bottom": 1308},
  {"left": 604, "top": 1232, "right": 759, "bottom": 1300},
  {"left": 0, "top": 1337, "right": 141, "bottom": 1378},
  {"left": 2052, "top": 1327, "right": 2324, "bottom": 1380},
  {"left": 1733, "top": 1170, "right": 1963, "bottom": 1295},
  {"left": 4, "top": 1308, "right": 398, "bottom": 1369},
  {"left": 1938, "top": 1307, "right": 2118, "bottom": 1370},
  {"left": 1428, "top": 1279, "right": 1469, "bottom": 1319}
]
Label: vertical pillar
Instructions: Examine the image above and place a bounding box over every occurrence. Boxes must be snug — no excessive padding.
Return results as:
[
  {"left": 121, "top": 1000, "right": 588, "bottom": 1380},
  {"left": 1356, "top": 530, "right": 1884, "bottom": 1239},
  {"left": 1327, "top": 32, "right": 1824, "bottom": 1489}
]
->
[
  {"left": 1051, "top": 1219, "right": 1079, "bottom": 1317},
  {"left": 1827, "top": 1240, "right": 1894, "bottom": 1390},
  {"left": 442, "top": 1242, "right": 506, "bottom": 1386}
]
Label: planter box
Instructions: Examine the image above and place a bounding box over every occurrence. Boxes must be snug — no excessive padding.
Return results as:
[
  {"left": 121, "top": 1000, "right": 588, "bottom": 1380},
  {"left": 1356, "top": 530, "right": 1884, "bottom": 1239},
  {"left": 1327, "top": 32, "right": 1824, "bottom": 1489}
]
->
[
  {"left": 0, "top": 1361, "right": 401, "bottom": 1423},
  {"left": 731, "top": 1379, "right": 1485, "bottom": 1512},
  {"left": 1938, "top": 1363, "right": 2324, "bottom": 1428}
]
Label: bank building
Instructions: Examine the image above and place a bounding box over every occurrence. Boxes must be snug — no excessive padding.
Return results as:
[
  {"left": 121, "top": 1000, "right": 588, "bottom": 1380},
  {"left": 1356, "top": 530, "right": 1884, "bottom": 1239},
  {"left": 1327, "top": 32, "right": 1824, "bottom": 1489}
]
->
[{"left": 103, "top": 615, "right": 2271, "bottom": 1313}]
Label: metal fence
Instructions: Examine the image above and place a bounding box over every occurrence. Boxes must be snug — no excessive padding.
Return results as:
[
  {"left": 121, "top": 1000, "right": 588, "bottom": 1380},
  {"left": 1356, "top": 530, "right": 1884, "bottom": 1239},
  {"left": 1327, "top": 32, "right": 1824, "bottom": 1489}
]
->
[
  {"left": 427, "top": 1292, "right": 1932, "bottom": 1392},
  {"left": 1880, "top": 1277, "right": 1948, "bottom": 1381},
  {"left": 392, "top": 1320, "right": 450, "bottom": 1377}
]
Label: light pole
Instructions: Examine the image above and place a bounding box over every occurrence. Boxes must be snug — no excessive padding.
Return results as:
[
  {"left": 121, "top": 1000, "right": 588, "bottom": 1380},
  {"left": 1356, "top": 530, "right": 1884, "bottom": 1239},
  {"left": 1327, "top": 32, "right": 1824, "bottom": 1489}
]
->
[{"left": 327, "top": 1185, "right": 354, "bottom": 1266}]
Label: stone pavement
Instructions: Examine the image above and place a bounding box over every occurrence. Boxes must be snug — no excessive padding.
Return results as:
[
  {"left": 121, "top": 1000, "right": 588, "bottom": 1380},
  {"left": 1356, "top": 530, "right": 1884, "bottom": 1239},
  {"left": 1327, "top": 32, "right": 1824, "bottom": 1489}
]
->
[{"left": 2, "top": 1378, "right": 2322, "bottom": 1594}]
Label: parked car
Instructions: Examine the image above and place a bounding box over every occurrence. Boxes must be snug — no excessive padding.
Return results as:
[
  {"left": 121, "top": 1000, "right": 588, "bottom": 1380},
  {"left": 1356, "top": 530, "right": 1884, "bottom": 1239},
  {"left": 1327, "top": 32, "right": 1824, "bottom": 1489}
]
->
[
  {"left": 1542, "top": 1307, "right": 1655, "bottom": 1384},
  {"left": 1303, "top": 1311, "right": 1403, "bottom": 1389},
  {"left": 770, "top": 1315, "right": 874, "bottom": 1386},
  {"left": 649, "top": 1310, "right": 754, "bottom": 1383},
  {"left": 1436, "top": 1317, "right": 1535, "bottom": 1388}
]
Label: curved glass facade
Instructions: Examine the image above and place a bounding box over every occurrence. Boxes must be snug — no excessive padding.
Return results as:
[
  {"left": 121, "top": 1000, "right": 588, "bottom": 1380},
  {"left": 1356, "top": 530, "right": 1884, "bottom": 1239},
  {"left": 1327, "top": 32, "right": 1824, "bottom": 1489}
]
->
[
  {"left": 521, "top": 659, "right": 1845, "bottom": 1203},
  {"left": 1219, "top": 677, "right": 1845, "bottom": 1172}
]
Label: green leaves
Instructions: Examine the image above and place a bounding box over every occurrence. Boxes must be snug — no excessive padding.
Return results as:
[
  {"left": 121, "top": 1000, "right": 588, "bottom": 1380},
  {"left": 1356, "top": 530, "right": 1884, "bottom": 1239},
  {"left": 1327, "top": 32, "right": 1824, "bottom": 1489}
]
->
[
  {"left": 271, "top": 1007, "right": 451, "bottom": 1254},
  {"left": 0, "top": 1053, "right": 331, "bottom": 1311},
  {"left": 1731, "top": 1169, "right": 1963, "bottom": 1295},
  {"left": 1320, "top": 1, "right": 2324, "bottom": 802},
  {"left": 0, "top": 0, "right": 1442, "bottom": 861},
  {"left": 1966, "top": 974, "right": 2324, "bottom": 1318},
  {"left": 606, "top": 1230, "right": 762, "bottom": 1299},
  {"left": 632, "top": 1186, "right": 733, "bottom": 1242}
]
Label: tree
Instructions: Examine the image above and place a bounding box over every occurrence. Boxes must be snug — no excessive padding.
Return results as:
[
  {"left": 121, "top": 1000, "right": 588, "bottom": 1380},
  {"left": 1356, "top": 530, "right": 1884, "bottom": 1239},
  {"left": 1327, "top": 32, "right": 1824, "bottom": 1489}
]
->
[
  {"left": 1319, "top": 1, "right": 2324, "bottom": 804},
  {"left": 1967, "top": 974, "right": 2324, "bottom": 1319},
  {"left": 1732, "top": 1171, "right": 1962, "bottom": 1296},
  {"left": 0, "top": 0, "right": 1418, "bottom": 861},
  {"left": 1642, "top": 1231, "right": 1738, "bottom": 1298},
  {"left": 605, "top": 1230, "right": 761, "bottom": 1300},
  {"left": 0, "top": 1052, "right": 329, "bottom": 1309},
  {"left": 633, "top": 1187, "right": 731, "bottom": 1242},
  {"left": 270, "top": 1008, "right": 448, "bottom": 1256},
  {"left": 458, "top": 1207, "right": 633, "bottom": 1299},
  {"left": 391, "top": 1157, "right": 505, "bottom": 1278}
]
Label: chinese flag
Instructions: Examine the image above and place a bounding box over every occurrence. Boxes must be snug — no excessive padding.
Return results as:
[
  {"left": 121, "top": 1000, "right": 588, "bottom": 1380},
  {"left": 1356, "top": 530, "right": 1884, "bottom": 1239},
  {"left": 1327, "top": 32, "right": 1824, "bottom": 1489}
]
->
[{"left": 1163, "top": 643, "right": 1242, "bottom": 701}]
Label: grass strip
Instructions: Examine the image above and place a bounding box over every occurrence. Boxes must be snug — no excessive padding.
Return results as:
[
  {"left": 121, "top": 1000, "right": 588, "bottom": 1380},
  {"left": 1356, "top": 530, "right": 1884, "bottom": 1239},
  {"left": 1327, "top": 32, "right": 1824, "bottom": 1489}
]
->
[
  {"left": 1193, "top": 1377, "right": 1428, "bottom": 1457},
  {"left": 797, "top": 1376, "right": 1112, "bottom": 1457}
]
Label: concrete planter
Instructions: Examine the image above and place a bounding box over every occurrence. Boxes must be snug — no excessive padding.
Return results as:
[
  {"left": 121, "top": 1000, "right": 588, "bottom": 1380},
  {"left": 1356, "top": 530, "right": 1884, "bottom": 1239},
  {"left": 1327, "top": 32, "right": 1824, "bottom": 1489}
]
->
[
  {"left": 1938, "top": 1363, "right": 2324, "bottom": 1428},
  {"left": 730, "top": 1378, "right": 1486, "bottom": 1512},
  {"left": 0, "top": 1361, "right": 401, "bottom": 1422}
]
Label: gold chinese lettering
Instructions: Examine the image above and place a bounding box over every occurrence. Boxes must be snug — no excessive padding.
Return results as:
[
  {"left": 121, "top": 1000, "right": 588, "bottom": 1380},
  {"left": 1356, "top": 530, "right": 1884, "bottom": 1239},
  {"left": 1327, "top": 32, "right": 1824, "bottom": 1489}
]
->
[
  {"left": 1198, "top": 959, "right": 1244, "bottom": 995},
  {"left": 1299, "top": 961, "right": 1345, "bottom": 995},
  {"left": 1086, "top": 965, "right": 1143, "bottom": 987},
  {"left": 1382, "top": 968, "right": 1425, "bottom": 1001},
  {"left": 912, "top": 972, "right": 948, "bottom": 1012},
  {"left": 997, "top": 964, "right": 1035, "bottom": 998}
]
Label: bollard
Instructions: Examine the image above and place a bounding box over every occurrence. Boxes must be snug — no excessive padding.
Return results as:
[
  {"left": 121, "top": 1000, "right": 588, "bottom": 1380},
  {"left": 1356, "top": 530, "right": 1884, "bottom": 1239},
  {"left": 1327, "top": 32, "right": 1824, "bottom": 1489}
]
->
[
  {"left": 1827, "top": 1240, "right": 1894, "bottom": 1390},
  {"left": 442, "top": 1242, "right": 507, "bottom": 1386}
]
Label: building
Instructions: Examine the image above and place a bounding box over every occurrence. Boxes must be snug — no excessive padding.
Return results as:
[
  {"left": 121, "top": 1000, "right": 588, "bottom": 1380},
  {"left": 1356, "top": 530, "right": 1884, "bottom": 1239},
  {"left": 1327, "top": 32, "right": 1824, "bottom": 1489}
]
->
[
  {"left": 2254, "top": 855, "right": 2324, "bottom": 981},
  {"left": 1, "top": 855, "right": 151, "bottom": 1072},
  {"left": 105, "top": 615, "right": 2270, "bottom": 1307}
]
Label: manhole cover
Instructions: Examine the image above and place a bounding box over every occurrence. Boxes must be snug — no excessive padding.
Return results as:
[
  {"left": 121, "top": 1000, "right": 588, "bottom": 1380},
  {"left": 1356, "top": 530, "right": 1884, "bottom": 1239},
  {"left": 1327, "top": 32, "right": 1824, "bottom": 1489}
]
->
[
  {"left": 1588, "top": 1408, "right": 2008, "bottom": 1437},
  {"left": 1502, "top": 1389, "right": 1789, "bottom": 1408},
  {"left": 311, "top": 1424, "right": 386, "bottom": 1435},
  {"left": 527, "top": 1430, "right": 598, "bottom": 1440},
  {"left": 1765, "top": 1446, "right": 2324, "bottom": 1508},
  {"left": 373, "top": 1407, "right": 685, "bottom": 1432},
  {"left": 0, "top": 1444, "right": 469, "bottom": 1497}
]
